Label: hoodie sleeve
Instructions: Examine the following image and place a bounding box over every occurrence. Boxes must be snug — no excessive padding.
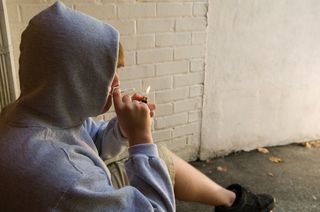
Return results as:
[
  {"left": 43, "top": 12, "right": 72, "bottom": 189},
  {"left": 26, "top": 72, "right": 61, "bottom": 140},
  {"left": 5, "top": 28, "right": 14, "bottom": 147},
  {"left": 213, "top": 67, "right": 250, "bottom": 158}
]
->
[
  {"left": 83, "top": 117, "right": 128, "bottom": 160},
  {"left": 54, "top": 144, "right": 175, "bottom": 212}
]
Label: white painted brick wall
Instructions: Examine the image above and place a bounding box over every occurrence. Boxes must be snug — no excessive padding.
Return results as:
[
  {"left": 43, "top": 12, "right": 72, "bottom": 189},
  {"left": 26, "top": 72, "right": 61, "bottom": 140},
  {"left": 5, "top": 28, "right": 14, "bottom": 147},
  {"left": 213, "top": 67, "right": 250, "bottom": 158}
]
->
[
  {"left": 155, "top": 60, "right": 189, "bottom": 76},
  {"left": 157, "top": 3, "right": 192, "bottom": 17},
  {"left": 137, "top": 48, "right": 173, "bottom": 64},
  {"left": 6, "top": 0, "right": 208, "bottom": 161},
  {"left": 137, "top": 19, "right": 175, "bottom": 33},
  {"left": 156, "top": 32, "right": 191, "bottom": 47}
]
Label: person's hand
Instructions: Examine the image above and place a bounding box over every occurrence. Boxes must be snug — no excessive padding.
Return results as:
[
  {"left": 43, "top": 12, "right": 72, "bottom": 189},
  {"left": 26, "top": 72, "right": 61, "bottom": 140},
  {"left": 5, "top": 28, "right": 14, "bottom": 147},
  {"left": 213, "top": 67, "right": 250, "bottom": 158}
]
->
[{"left": 113, "top": 88, "right": 155, "bottom": 146}]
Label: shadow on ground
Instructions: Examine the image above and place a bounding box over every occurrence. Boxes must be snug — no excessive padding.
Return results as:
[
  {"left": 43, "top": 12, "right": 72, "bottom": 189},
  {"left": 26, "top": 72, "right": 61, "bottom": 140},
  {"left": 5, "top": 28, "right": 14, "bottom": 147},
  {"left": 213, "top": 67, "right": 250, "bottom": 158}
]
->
[{"left": 176, "top": 144, "right": 320, "bottom": 212}]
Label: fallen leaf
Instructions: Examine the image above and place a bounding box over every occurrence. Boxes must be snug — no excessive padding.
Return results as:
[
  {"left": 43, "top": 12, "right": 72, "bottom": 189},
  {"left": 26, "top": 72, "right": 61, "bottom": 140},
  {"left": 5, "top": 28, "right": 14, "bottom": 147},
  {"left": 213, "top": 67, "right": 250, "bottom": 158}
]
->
[
  {"left": 257, "top": 147, "right": 269, "bottom": 154},
  {"left": 269, "top": 156, "right": 283, "bottom": 163},
  {"left": 309, "top": 140, "right": 320, "bottom": 148},
  {"left": 299, "top": 140, "right": 320, "bottom": 148},
  {"left": 216, "top": 166, "right": 228, "bottom": 172}
]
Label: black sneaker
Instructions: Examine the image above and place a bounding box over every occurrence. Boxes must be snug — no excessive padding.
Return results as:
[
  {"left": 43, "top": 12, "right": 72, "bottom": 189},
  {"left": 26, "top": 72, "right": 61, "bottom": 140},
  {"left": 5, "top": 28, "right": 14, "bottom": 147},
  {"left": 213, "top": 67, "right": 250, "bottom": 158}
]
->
[{"left": 215, "top": 184, "right": 275, "bottom": 212}]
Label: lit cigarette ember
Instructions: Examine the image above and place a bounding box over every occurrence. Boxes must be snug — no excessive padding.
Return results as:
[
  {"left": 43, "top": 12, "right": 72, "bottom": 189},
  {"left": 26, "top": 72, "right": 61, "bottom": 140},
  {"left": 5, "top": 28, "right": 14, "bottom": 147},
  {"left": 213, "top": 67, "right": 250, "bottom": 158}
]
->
[{"left": 141, "top": 85, "right": 151, "bottom": 103}]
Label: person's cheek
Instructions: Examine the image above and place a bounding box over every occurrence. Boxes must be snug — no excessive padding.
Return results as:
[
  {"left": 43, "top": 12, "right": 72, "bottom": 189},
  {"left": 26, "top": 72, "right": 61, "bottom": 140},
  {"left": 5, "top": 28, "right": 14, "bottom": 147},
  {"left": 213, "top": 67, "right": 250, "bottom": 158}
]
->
[{"left": 112, "top": 74, "right": 120, "bottom": 88}]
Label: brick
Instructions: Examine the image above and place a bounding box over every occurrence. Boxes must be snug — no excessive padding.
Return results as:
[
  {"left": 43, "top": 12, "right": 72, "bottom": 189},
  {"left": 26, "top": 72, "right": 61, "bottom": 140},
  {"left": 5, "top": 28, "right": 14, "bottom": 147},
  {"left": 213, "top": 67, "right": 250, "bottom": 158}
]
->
[
  {"left": 121, "top": 34, "right": 155, "bottom": 51},
  {"left": 137, "top": 48, "right": 173, "bottom": 64},
  {"left": 193, "top": 3, "right": 208, "bottom": 16},
  {"left": 20, "top": 4, "right": 50, "bottom": 23},
  {"left": 155, "top": 103, "right": 173, "bottom": 116},
  {"left": 138, "top": 0, "right": 207, "bottom": 2},
  {"left": 155, "top": 113, "right": 188, "bottom": 129},
  {"left": 152, "top": 129, "right": 172, "bottom": 142},
  {"left": 156, "top": 32, "right": 191, "bottom": 47},
  {"left": 108, "top": 20, "right": 135, "bottom": 35},
  {"left": 143, "top": 76, "right": 172, "bottom": 91},
  {"left": 118, "top": 3, "right": 155, "bottom": 18},
  {"left": 189, "top": 110, "right": 201, "bottom": 122},
  {"left": 102, "top": 0, "right": 135, "bottom": 3},
  {"left": 188, "top": 133, "right": 201, "bottom": 146},
  {"left": 189, "top": 85, "right": 203, "bottom": 97},
  {"left": 175, "top": 17, "right": 207, "bottom": 31},
  {"left": 156, "top": 87, "right": 189, "bottom": 104},
  {"left": 174, "top": 72, "right": 204, "bottom": 87},
  {"left": 75, "top": 4, "right": 116, "bottom": 20},
  {"left": 174, "top": 97, "right": 202, "bottom": 113},
  {"left": 192, "top": 31, "right": 207, "bottom": 45},
  {"left": 120, "top": 64, "right": 155, "bottom": 80},
  {"left": 123, "top": 51, "right": 136, "bottom": 66},
  {"left": 156, "top": 60, "right": 189, "bottom": 76},
  {"left": 166, "top": 135, "right": 199, "bottom": 161},
  {"left": 137, "top": 19, "right": 174, "bottom": 33},
  {"left": 190, "top": 59, "right": 205, "bottom": 72},
  {"left": 174, "top": 45, "right": 205, "bottom": 59},
  {"left": 136, "top": 34, "right": 155, "bottom": 49},
  {"left": 172, "top": 122, "right": 200, "bottom": 138},
  {"left": 156, "top": 3, "right": 192, "bottom": 17}
]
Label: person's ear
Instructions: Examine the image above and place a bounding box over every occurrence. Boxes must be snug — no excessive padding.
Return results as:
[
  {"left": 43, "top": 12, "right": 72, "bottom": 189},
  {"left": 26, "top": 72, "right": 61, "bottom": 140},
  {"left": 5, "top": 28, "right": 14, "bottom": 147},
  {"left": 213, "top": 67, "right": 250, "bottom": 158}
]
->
[{"left": 117, "top": 43, "right": 125, "bottom": 68}]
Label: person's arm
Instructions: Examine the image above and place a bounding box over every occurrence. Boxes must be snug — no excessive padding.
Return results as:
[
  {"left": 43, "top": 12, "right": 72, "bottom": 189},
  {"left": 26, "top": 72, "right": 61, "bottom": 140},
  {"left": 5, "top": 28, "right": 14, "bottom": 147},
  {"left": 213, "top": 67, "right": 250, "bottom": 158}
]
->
[
  {"left": 82, "top": 117, "right": 128, "bottom": 161},
  {"left": 54, "top": 144, "right": 175, "bottom": 211}
]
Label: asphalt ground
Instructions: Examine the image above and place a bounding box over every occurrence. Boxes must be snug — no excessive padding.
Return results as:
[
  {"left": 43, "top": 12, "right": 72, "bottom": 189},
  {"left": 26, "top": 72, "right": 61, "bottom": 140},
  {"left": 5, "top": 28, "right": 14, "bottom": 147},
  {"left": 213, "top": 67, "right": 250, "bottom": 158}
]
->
[{"left": 176, "top": 144, "right": 320, "bottom": 212}]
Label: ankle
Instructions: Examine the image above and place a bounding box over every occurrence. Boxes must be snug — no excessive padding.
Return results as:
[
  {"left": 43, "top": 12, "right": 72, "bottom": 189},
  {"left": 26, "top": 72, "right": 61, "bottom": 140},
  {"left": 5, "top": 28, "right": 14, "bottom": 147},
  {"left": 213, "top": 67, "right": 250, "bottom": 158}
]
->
[{"left": 224, "top": 190, "right": 236, "bottom": 207}]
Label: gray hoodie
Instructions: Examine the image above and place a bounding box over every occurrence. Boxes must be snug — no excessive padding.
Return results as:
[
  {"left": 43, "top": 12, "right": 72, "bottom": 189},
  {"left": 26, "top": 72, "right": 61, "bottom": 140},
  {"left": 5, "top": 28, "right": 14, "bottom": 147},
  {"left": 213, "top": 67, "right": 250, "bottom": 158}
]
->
[{"left": 0, "top": 1, "right": 175, "bottom": 211}]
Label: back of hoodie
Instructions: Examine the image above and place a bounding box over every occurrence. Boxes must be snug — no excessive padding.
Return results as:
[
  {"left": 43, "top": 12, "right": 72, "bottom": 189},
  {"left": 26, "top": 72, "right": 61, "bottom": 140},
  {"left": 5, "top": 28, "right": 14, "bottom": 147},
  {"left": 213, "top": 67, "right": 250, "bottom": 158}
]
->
[{"left": 0, "top": 1, "right": 174, "bottom": 211}]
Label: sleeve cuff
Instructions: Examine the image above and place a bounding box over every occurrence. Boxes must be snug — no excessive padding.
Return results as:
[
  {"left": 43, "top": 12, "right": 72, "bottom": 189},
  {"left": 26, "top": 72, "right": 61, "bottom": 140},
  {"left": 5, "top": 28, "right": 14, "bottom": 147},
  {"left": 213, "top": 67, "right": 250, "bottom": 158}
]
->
[
  {"left": 128, "top": 144, "right": 159, "bottom": 158},
  {"left": 114, "top": 118, "right": 128, "bottom": 143}
]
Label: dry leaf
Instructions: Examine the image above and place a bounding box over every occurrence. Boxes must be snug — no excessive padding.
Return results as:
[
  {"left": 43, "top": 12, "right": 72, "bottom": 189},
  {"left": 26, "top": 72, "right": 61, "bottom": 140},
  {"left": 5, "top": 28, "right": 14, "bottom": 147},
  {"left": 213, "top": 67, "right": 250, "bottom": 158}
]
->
[
  {"left": 309, "top": 140, "right": 320, "bottom": 148},
  {"left": 299, "top": 140, "right": 320, "bottom": 148},
  {"left": 257, "top": 147, "right": 269, "bottom": 154},
  {"left": 269, "top": 156, "right": 283, "bottom": 163},
  {"left": 217, "top": 166, "right": 227, "bottom": 172}
]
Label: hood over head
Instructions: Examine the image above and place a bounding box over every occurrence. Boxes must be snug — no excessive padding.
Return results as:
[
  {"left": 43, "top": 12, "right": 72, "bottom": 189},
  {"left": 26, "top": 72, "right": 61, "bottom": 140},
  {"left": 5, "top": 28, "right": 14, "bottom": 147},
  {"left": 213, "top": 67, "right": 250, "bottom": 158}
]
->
[{"left": 12, "top": 1, "right": 119, "bottom": 128}]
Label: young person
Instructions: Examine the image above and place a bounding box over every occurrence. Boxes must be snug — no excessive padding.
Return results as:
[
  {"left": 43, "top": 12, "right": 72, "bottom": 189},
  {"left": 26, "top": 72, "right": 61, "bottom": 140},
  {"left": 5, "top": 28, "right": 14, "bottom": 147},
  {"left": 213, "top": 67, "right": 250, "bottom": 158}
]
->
[{"left": 0, "top": 2, "right": 274, "bottom": 211}]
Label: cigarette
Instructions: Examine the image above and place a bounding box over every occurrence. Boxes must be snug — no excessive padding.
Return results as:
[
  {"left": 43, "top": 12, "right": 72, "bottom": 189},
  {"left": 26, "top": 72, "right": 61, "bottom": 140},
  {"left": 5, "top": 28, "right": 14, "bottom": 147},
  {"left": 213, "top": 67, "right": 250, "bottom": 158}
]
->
[{"left": 120, "top": 88, "right": 136, "bottom": 94}]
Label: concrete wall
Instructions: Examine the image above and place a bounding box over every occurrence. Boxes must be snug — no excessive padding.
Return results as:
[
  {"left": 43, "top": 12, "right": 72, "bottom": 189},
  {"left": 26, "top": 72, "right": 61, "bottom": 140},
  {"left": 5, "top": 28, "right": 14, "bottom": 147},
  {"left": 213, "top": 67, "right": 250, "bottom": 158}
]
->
[
  {"left": 201, "top": 0, "right": 320, "bottom": 159},
  {"left": 5, "top": 0, "right": 208, "bottom": 161}
]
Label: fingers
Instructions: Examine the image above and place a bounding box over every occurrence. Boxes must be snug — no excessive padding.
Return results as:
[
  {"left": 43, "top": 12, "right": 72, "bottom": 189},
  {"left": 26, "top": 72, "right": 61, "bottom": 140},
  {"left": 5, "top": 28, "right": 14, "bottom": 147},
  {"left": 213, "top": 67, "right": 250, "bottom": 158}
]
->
[
  {"left": 112, "top": 87, "right": 123, "bottom": 112},
  {"left": 131, "top": 93, "right": 144, "bottom": 101},
  {"left": 147, "top": 103, "right": 156, "bottom": 111},
  {"left": 122, "top": 94, "right": 131, "bottom": 104}
]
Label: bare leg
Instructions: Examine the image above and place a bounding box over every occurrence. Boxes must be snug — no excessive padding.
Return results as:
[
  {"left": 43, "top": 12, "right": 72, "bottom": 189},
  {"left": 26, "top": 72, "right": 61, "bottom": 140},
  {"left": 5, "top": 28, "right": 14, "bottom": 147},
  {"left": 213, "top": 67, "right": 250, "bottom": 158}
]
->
[{"left": 170, "top": 151, "right": 236, "bottom": 207}]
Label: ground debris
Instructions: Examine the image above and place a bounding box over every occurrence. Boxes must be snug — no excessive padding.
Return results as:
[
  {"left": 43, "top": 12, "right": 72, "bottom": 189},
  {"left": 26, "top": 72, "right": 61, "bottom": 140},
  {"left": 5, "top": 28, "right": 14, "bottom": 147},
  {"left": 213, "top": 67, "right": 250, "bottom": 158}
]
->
[
  {"left": 298, "top": 140, "right": 320, "bottom": 148},
  {"left": 312, "top": 195, "right": 317, "bottom": 200},
  {"left": 257, "top": 147, "right": 270, "bottom": 154},
  {"left": 216, "top": 166, "right": 228, "bottom": 172},
  {"left": 268, "top": 172, "right": 274, "bottom": 177},
  {"left": 205, "top": 159, "right": 214, "bottom": 164},
  {"left": 269, "top": 156, "right": 283, "bottom": 163}
]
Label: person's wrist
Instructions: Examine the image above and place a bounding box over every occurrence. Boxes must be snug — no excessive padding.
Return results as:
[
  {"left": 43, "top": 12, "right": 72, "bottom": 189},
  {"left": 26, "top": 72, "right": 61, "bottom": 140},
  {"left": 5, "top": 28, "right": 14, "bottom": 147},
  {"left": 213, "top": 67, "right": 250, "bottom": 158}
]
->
[{"left": 128, "top": 134, "right": 153, "bottom": 146}]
